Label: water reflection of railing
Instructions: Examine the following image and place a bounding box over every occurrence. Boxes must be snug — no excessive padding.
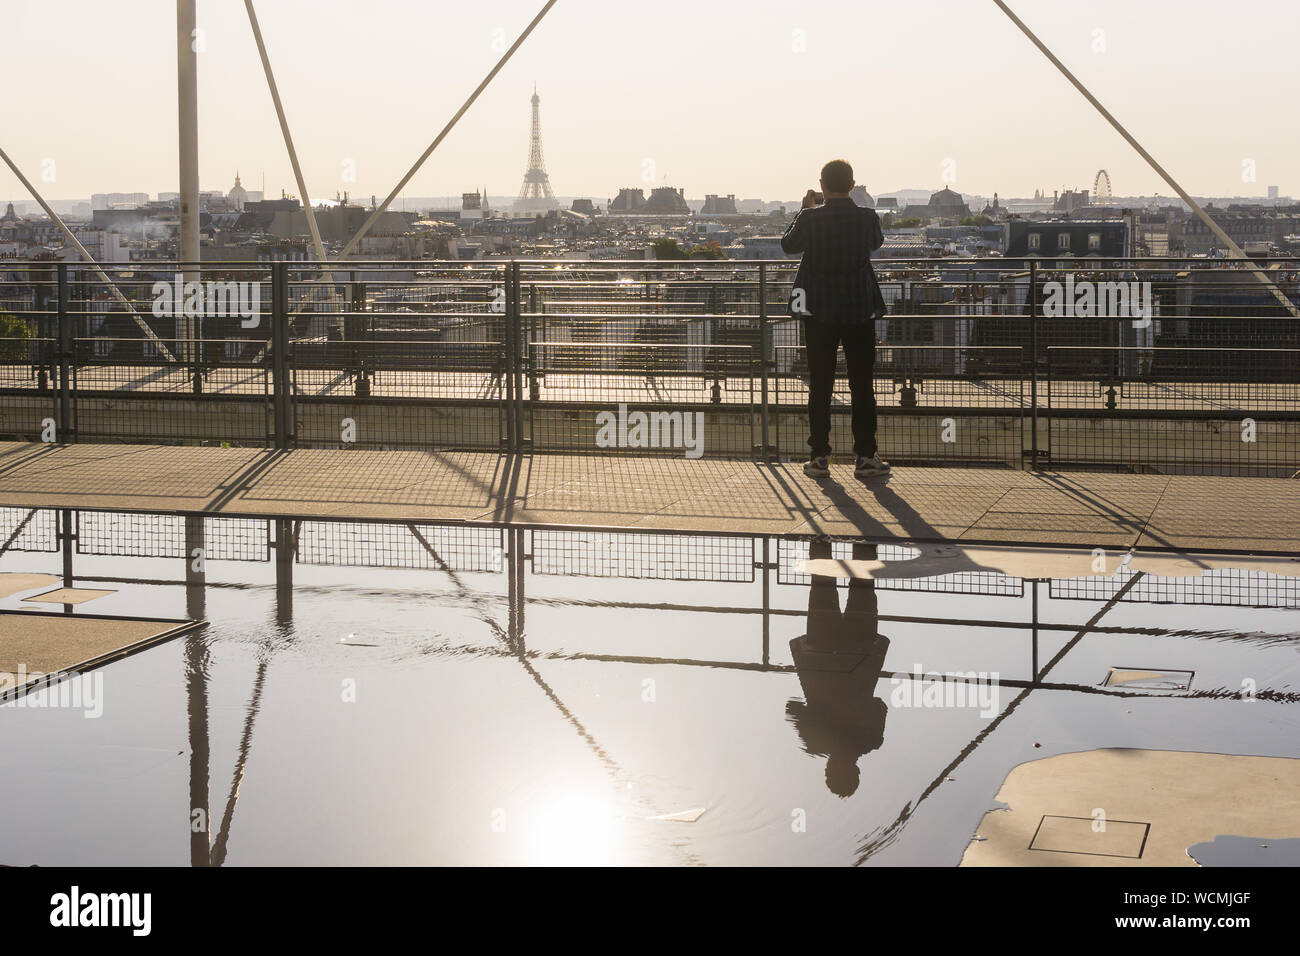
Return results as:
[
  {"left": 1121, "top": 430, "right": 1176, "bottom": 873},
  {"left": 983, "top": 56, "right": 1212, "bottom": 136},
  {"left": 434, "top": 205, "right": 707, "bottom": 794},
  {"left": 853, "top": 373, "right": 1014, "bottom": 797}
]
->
[
  {"left": 3, "top": 506, "right": 1295, "bottom": 609},
  {"left": 1052, "top": 567, "right": 1300, "bottom": 608}
]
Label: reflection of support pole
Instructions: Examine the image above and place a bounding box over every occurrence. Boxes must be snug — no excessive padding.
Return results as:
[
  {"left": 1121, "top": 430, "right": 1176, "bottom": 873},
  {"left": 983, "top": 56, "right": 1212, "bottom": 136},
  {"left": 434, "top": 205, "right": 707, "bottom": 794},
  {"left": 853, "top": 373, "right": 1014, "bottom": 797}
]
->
[
  {"left": 274, "top": 518, "right": 294, "bottom": 625},
  {"left": 177, "top": 0, "right": 201, "bottom": 363},
  {"left": 59, "top": 509, "right": 74, "bottom": 616},
  {"left": 761, "top": 537, "right": 770, "bottom": 667},
  {"left": 185, "top": 515, "right": 206, "bottom": 621},
  {"left": 1030, "top": 579, "right": 1039, "bottom": 683},
  {"left": 186, "top": 629, "right": 211, "bottom": 867},
  {"left": 210, "top": 657, "right": 269, "bottom": 867},
  {"left": 507, "top": 528, "right": 526, "bottom": 654},
  {"left": 993, "top": 0, "right": 1300, "bottom": 319},
  {"left": 59, "top": 508, "right": 74, "bottom": 588}
]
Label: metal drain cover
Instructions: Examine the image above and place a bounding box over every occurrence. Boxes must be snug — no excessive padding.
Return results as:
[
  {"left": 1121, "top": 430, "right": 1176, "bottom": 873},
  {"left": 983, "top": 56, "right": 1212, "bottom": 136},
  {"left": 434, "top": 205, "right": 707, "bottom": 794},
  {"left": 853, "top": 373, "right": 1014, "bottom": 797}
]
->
[{"left": 1103, "top": 667, "right": 1193, "bottom": 692}]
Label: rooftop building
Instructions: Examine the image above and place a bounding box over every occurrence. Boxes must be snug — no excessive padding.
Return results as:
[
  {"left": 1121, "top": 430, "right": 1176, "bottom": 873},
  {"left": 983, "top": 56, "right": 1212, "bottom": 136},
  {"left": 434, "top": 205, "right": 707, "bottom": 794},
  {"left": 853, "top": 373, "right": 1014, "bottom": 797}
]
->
[
  {"left": 609, "top": 188, "right": 646, "bottom": 214},
  {"left": 700, "top": 193, "right": 738, "bottom": 215},
  {"left": 643, "top": 187, "right": 691, "bottom": 215}
]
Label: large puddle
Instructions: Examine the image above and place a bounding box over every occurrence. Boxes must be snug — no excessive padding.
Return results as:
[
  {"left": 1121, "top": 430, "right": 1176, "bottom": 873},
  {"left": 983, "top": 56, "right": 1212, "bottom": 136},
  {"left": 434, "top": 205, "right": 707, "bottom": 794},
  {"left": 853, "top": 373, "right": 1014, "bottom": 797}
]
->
[{"left": 0, "top": 513, "right": 1296, "bottom": 865}]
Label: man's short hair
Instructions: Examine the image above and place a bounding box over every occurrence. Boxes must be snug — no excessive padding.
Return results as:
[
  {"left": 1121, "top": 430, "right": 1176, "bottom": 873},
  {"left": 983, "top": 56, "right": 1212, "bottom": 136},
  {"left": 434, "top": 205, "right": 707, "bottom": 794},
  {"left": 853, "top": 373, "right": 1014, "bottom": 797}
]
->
[{"left": 820, "top": 159, "right": 854, "bottom": 194}]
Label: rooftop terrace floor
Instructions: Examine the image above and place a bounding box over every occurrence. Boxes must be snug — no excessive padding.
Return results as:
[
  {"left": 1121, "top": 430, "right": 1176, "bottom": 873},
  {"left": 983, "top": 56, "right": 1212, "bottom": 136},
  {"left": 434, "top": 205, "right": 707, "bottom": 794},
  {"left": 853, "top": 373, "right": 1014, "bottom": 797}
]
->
[{"left": 1, "top": 441, "right": 1295, "bottom": 553}]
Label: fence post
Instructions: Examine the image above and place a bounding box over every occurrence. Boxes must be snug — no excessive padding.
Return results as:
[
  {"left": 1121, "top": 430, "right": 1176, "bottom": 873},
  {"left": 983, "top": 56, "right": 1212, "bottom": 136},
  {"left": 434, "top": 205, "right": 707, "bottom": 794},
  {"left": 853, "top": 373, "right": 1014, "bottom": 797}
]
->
[
  {"left": 349, "top": 277, "right": 369, "bottom": 397},
  {"left": 270, "top": 262, "right": 290, "bottom": 450},
  {"left": 758, "top": 262, "right": 770, "bottom": 462},
  {"left": 56, "top": 262, "right": 72, "bottom": 444},
  {"left": 514, "top": 261, "right": 527, "bottom": 451},
  {"left": 1028, "top": 259, "right": 1039, "bottom": 471},
  {"left": 502, "top": 261, "right": 517, "bottom": 453}
]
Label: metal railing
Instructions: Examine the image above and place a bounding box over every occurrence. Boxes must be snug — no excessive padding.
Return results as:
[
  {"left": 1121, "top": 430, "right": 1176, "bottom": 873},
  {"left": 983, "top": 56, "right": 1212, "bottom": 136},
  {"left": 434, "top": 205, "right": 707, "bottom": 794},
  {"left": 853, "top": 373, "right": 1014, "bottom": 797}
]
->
[{"left": 0, "top": 256, "right": 1297, "bottom": 475}]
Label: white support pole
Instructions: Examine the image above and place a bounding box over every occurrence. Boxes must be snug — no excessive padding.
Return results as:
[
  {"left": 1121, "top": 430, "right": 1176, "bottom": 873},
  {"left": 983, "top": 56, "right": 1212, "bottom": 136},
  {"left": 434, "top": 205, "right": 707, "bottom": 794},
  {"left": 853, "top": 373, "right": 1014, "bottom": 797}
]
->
[
  {"left": 177, "top": 0, "right": 201, "bottom": 359},
  {"left": 243, "top": 0, "right": 338, "bottom": 307},
  {"left": 0, "top": 144, "right": 178, "bottom": 362},
  {"left": 993, "top": 0, "right": 1300, "bottom": 318},
  {"left": 328, "top": 0, "right": 559, "bottom": 266}
]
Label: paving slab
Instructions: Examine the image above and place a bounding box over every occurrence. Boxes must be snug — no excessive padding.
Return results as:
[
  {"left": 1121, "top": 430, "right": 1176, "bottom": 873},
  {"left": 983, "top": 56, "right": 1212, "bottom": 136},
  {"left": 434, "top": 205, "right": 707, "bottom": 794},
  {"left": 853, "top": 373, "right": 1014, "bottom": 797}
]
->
[
  {"left": 23, "top": 587, "right": 116, "bottom": 605},
  {"left": 0, "top": 611, "right": 191, "bottom": 692},
  {"left": 1136, "top": 475, "right": 1300, "bottom": 551},
  {"left": 961, "top": 749, "right": 1300, "bottom": 867},
  {"left": 0, "top": 442, "right": 1295, "bottom": 554},
  {"left": 960, "top": 511, "right": 1141, "bottom": 546}
]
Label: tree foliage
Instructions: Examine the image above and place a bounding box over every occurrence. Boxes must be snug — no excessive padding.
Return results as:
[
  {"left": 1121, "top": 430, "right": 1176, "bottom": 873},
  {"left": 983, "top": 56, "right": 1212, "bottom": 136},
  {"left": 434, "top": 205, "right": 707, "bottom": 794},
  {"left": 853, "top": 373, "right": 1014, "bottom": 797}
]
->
[
  {"left": 651, "top": 237, "right": 687, "bottom": 260},
  {"left": 0, "top": 313, "right": 31, "bottom": 363}
]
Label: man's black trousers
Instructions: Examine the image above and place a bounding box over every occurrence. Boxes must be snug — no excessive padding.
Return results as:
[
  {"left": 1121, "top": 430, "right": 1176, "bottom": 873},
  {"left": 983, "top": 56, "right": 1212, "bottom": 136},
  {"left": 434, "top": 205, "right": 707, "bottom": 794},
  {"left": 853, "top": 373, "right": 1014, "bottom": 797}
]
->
[{"left": 804, "top": 319, "right": 877, "bottom": 458}]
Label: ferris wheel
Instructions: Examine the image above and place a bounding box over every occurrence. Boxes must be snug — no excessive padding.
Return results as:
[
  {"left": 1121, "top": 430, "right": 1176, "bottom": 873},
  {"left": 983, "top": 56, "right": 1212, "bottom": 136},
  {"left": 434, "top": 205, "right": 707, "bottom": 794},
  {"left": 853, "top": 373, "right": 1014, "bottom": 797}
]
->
[{"left": 1093, "top": 169, "right": 1113, "bottom": 203}]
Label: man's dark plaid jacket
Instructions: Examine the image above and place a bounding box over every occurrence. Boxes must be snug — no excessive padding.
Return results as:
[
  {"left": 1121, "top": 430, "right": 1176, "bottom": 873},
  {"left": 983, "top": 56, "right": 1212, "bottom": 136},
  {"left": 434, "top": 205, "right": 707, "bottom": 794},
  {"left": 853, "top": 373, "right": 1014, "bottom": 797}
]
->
[{"left": 781, "top": 198, "right": 887, "bottom": 323}]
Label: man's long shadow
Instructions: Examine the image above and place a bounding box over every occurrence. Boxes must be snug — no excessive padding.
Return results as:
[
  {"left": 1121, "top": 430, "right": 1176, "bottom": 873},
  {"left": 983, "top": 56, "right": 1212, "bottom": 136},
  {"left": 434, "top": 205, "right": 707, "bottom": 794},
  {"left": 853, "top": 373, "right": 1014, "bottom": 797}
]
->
[
  {"left": 767, "top": 468, "right": 1010, "bottom": 579},
  {"left": 815, "top": 472, "right": 940, "bottom": 542}
]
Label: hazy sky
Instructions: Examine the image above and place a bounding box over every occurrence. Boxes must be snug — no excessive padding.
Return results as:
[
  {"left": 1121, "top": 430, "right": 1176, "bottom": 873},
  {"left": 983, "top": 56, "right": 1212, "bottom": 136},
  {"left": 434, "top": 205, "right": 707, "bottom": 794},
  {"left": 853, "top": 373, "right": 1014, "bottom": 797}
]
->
[{"left": 3, "top": 0, "right": 1296, "bottom": 203}]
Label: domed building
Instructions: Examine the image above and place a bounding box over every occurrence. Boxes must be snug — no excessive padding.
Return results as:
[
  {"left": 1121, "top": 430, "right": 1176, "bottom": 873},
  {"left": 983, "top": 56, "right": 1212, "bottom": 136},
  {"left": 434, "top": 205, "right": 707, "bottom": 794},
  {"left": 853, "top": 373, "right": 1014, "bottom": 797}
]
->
[
  {"left": 902, "top": 187, "right": 972, "bottom": 222},
  {"left": 927, "top": 187, "right": 970, "bottom": 219},
  {"left": 227, "top": 172, "right": 248, "bottom": 212}
]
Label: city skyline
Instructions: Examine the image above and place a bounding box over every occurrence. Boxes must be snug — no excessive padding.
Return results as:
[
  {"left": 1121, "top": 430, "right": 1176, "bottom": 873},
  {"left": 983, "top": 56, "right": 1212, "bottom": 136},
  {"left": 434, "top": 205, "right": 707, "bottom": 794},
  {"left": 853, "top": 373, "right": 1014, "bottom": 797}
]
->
[{"left": 3, "top": 0, "right": 1298, "bottom": 204}]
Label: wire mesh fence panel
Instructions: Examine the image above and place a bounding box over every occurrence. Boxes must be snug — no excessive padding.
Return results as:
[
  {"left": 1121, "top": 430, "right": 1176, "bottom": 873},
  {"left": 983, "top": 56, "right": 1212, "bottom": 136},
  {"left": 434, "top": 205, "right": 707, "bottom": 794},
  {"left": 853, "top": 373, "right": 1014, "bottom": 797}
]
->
[
  {"left": 0, "top": 333, "right": 59, "bottom": 442},
  {"left": 295, "top": 520, "right": 504, "bottom": 572},
  {"left": 291, "top": 339, "right": 506, "bottom": 450},
  {"left": 775, "top": 537, "right": 1025, "bottom": 595},
  {"left": 522, "top": 263, "right": 763, "bottom": 458},
  {"left": 59, "top": 264, "right": 276, "bottom": 446},
  {"left": 76, "top": 512, "right": 186, "bottom": 558},
  {"left": 288, "top": 264, "right": 508, "bottom": 449},
  {"left": 0, "top": 272, "right": 59, "bottom": 440},
  {"left": 1051, "top": 567, "right": 1300, "bottom": 608},
  {"left": 69, "top": 337, "right": 272, "bottom": 445},
  {"left": 1046, "top": 346, "right": 1300, "bottom": 476},
  {"left": 0, "top": 506, "right": 58, "bottom": 552},
  {"left": 530, "top": 529, "right": 755, "bottom": 582},
  {"left": 200, "top": 517, "right": 272, "bottom": 561},
  {"left": 75, "top": 512, "right": 271, "bottom": 561},
  {"left": 527, "top": 340, "right": 758, "bottom": 457},
  {"left": 519, "top": 262, "right": 767, "bottom": 327}
]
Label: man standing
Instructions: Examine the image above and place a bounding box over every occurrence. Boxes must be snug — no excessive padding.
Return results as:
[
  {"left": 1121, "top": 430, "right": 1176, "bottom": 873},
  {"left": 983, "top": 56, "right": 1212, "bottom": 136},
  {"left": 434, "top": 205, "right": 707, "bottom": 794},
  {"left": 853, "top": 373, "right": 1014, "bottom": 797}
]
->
[{"left": 781, "top": 159, "right": 890, "bottom": 478}]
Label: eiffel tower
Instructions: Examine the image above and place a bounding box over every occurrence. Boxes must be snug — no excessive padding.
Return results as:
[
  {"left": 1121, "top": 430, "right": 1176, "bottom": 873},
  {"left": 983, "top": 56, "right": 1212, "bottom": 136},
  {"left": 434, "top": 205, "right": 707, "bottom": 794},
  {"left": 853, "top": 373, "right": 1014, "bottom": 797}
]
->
[{"left": 515, "top": 83, "right": 557, "bottom": 212}]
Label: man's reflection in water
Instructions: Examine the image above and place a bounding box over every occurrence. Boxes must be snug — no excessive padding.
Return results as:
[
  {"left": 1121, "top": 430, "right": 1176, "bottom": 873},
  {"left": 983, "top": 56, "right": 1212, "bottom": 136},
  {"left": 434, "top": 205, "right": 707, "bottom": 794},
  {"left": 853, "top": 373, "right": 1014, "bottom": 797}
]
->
[{"left": 786, "top": 540, "right": 890, "bottom": 798}]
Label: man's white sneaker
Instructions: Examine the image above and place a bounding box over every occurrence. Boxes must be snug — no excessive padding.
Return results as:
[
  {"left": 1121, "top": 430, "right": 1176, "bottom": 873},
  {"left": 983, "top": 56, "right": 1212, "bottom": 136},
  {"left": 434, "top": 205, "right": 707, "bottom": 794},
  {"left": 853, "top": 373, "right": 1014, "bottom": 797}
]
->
[
  {"left": 854, "top": 455, "right": 890, "bottom": 477},
  {"left": 803, "top": 456, "right": 830, "bottom": 477}
]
